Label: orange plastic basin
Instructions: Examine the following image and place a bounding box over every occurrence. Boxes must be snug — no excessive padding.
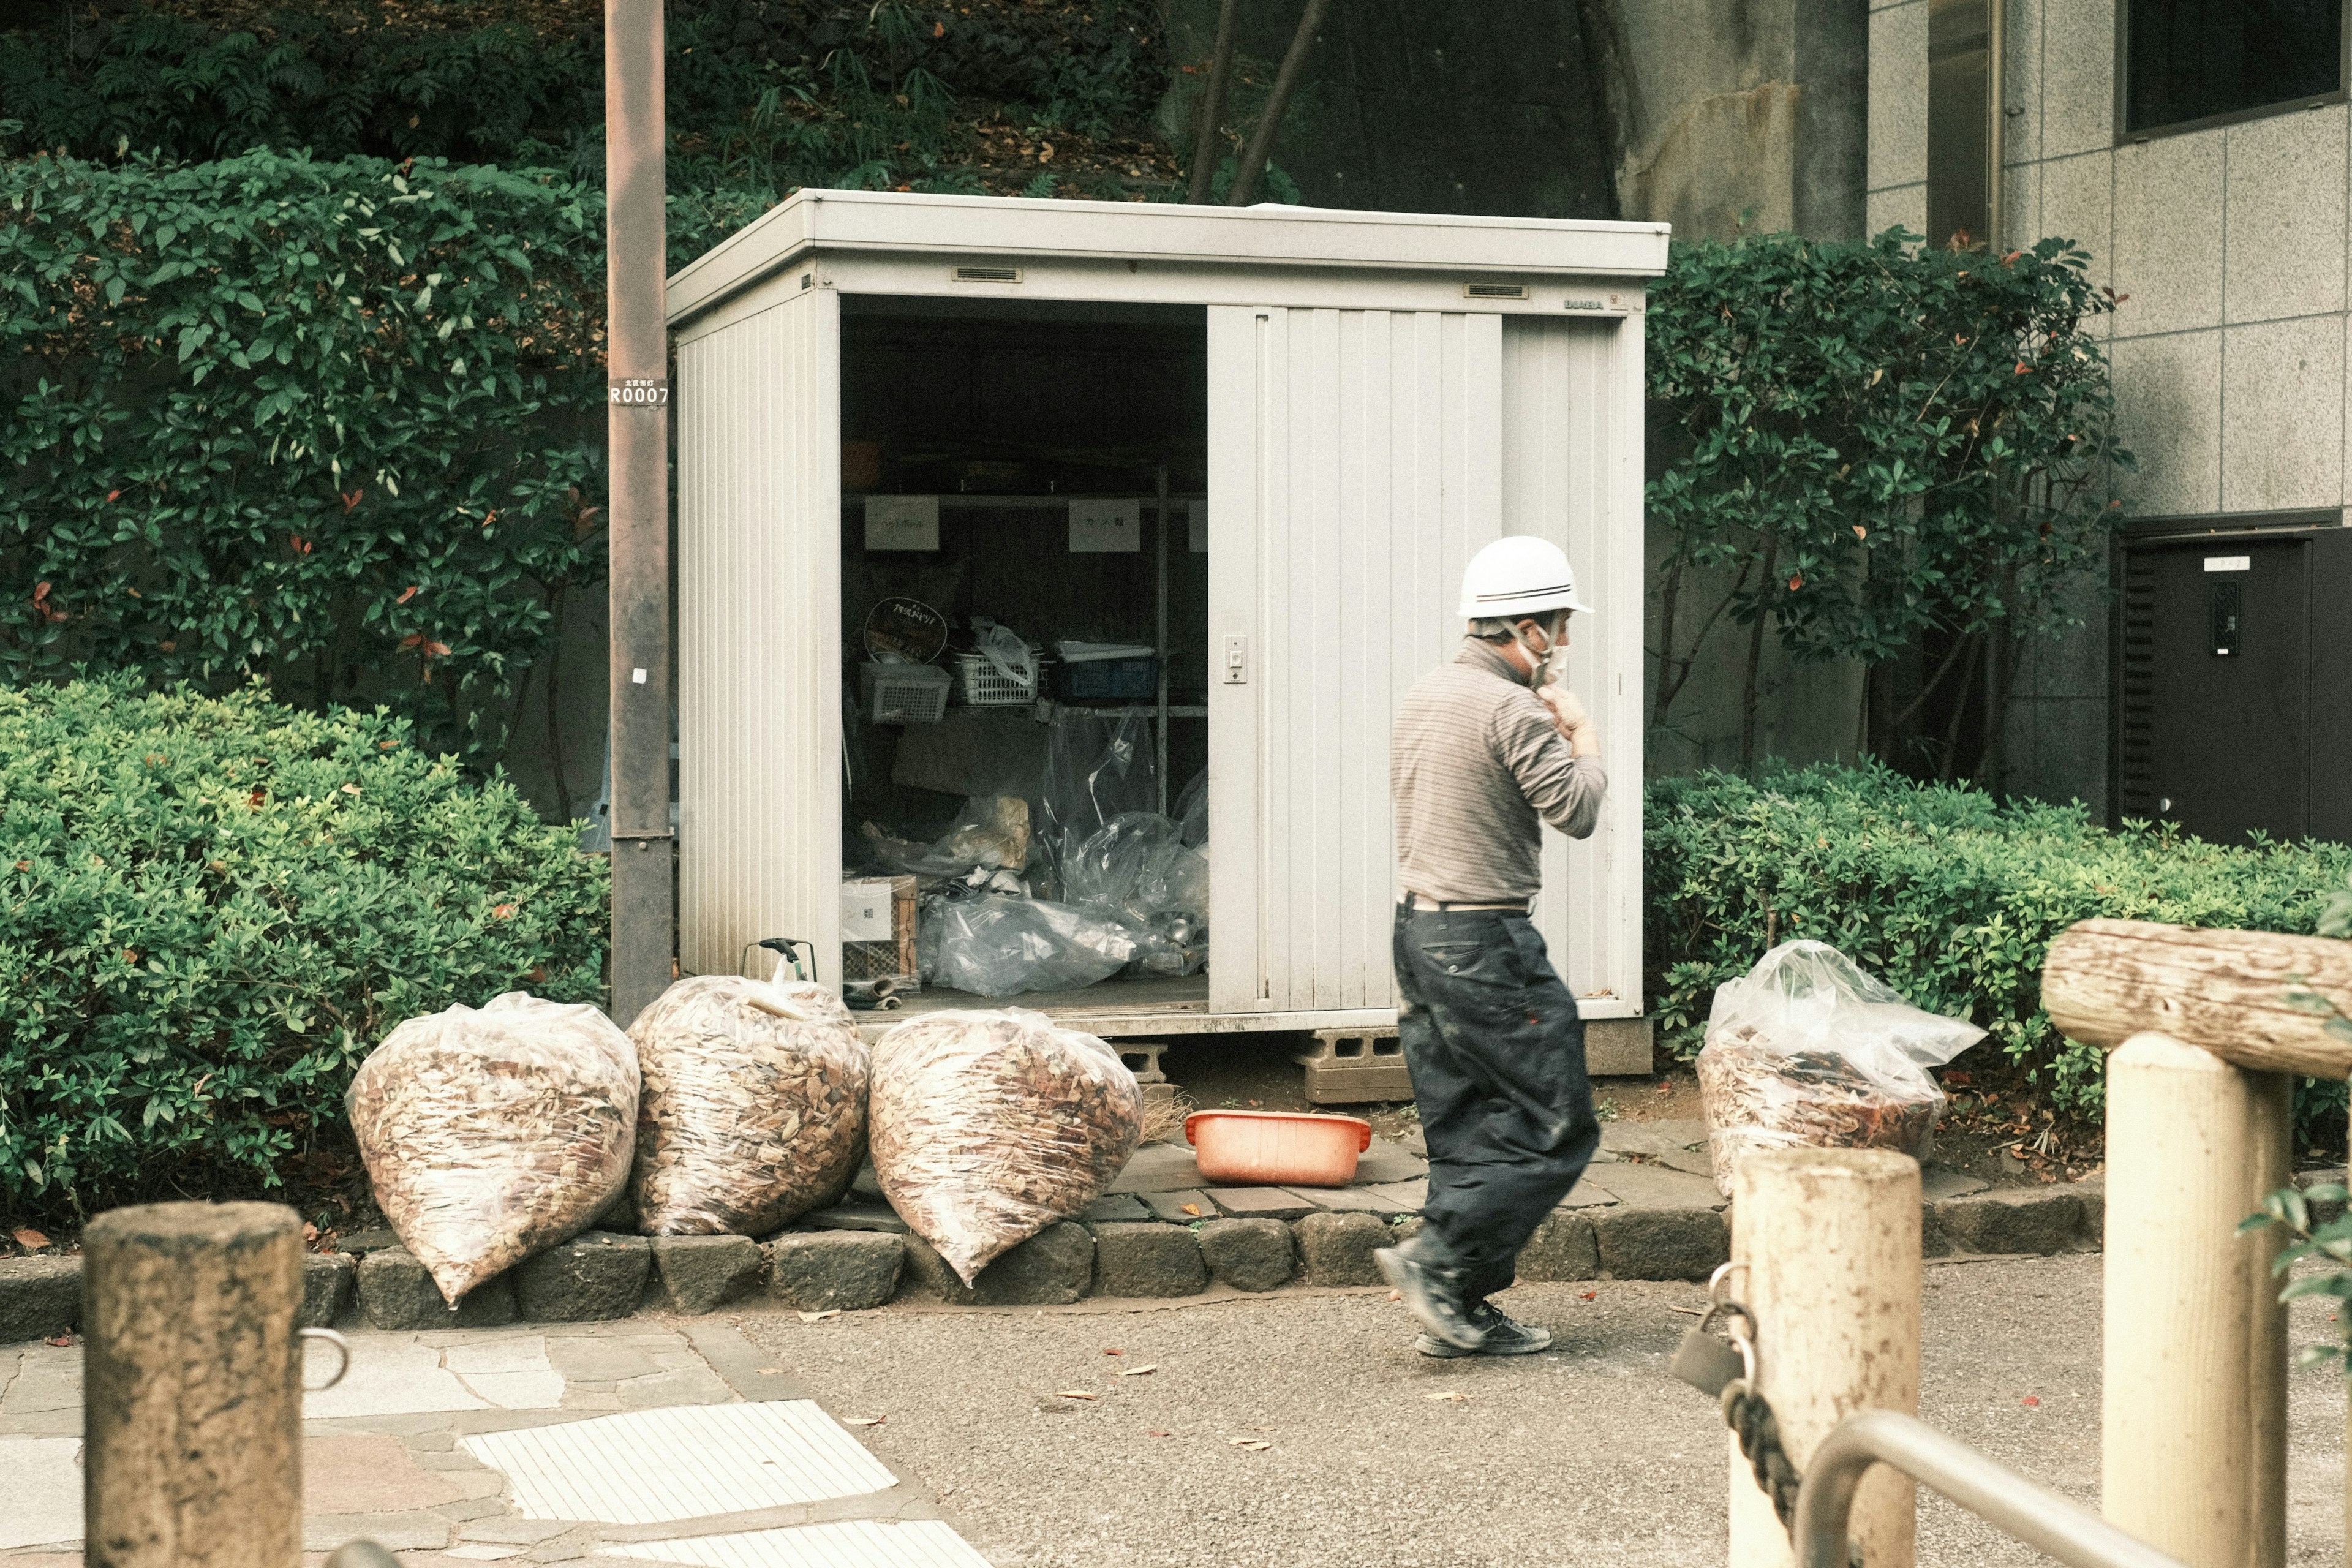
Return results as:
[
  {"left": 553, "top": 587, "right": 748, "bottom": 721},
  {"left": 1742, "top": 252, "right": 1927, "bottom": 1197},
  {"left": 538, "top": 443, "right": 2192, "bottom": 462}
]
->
[{"left": 1185, "top": 1109, "right": 1373, "bottom": 1188}]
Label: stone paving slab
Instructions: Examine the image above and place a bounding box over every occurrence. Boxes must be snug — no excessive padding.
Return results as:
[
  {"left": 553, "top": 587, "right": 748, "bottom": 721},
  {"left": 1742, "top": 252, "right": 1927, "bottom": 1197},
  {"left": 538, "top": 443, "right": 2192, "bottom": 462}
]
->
[
  {"left": 1281, "top": 1185, "right": 1401, "bottom": 1214},
  {"left": 1136, "top": 1189, "right": 1216, "bottom": 1224},
  {"left": 1357, "top": 1179, "right": 1430, "bottom": 1213},
  {"left": 1586, "top": 1161, "right": 1727, "bottom": 1212},
  {"left": 0, "top": 1322, "right": 992, "bottom": 1568},
  {"left": 1204, "top": 1188, "right": 1317, "bottom": 1221}
]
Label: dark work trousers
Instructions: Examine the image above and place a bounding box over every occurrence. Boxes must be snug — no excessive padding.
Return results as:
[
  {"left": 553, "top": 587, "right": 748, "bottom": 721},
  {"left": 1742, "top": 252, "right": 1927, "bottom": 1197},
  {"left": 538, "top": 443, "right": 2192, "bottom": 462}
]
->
[{"left": 1394, "top": 903, "right": 1601, "bottom": 1306}]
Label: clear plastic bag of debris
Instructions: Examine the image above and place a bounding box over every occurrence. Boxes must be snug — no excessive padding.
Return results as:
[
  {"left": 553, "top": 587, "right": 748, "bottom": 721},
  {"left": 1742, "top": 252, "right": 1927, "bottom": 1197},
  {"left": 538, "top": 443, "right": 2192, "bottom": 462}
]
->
[
  {"left": 860, "top": 795, "right": 1031, "bottom": 883},
  {"left": 919, "top": 892, "right": 1136, "bottom": 997},
  {"left": 1058, "top": 811, "right": 1210, "bottom": 977},
  {"left": 869, "top": 1007, "right": 1144, "bottom": 1283},
  {"left": 1039, "top": 707, "right": 1159, "bottom": 856},
  {"left": 349, "top": 992, "right": 639, "bottom": 1305},
  {"left": 1174, "top": 766, "right": 1210, "bottom": 848},
  {"left": 1061, "top": 813, "right": 1208, "bottom": 927},
  {"left": 1697, "top": 940, "right": 1985, "bottom": 1197},
  {"left": 627, "top": 976, "right": 872, "bottom": 1237}
]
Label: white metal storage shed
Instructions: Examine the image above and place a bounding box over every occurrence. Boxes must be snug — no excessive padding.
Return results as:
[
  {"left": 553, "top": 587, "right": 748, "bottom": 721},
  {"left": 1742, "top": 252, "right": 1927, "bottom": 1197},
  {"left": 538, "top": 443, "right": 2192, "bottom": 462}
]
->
[{"left": 667, "top": 189, "right": 1668, "bottom": 1049}]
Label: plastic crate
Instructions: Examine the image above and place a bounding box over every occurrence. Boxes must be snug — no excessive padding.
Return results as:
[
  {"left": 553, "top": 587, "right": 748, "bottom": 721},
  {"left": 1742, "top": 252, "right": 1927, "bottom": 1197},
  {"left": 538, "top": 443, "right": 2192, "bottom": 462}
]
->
[
  {"left": 1058, "top": 655, "right": 1158, "bottom": 701},
  {"left": 859, "top": 661, "right": 951, "bottom": 724},
  {"left": 950, "top": 650, "right": 1044, "bottom": 707}
]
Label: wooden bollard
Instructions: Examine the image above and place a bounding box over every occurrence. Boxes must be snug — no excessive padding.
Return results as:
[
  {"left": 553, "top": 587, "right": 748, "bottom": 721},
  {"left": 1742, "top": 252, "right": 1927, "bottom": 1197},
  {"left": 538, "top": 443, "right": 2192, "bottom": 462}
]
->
[
  {"left": 2099, "top": 1034, "right": 2288, "bottom": 1568},
  {"left": 1728, "top": 1147, "right": 1922, "bottom": 1568},
  {"left": 83, "top": 1202, "right": 306, "bottom": 1568},
  {"left": 2043, "top": 919, "right": 2322, "bottom": 1568},
  {"left": 2043, "top": 918, "right": 2352, "bottom": 1077}
]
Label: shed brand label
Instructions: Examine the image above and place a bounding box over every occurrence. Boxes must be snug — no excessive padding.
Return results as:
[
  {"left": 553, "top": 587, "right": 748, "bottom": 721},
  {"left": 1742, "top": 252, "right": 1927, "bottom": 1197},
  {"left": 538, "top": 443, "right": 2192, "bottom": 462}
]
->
[
  {"left": 608, "top": 378, "right": 669, "bottom": 406},
  {"left": 1563, "top": 297, "right": 1605, "bottom": 311},
  {"left": 2204, "top": 555, "right": 2250, "bottom": 573}
]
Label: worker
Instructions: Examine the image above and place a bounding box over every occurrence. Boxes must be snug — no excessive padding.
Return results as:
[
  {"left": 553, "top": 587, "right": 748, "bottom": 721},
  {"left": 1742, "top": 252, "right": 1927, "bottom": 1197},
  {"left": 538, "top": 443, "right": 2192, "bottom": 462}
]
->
[{"left": 1376, "top": 535, "right": 1605, "bottom": 1356}]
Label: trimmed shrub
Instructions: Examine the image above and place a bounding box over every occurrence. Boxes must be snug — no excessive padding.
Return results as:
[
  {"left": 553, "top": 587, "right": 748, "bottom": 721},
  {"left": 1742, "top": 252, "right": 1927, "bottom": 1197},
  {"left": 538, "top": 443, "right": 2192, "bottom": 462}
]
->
[
  {"left": 0, "top": 679, "right": 608, "bottom": 1221},
  {"left": 1646, "top": 764, "right": 2352, "bottom": 1119},
  {"left": 0, "top": 148, "right": 606, "bottom": 769}
]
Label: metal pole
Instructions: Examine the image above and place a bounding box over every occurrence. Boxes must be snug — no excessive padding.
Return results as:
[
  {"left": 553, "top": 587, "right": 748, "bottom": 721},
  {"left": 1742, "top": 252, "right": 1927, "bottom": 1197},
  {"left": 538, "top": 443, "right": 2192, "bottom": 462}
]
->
[
  {"left": 1795, "top": 1411, "right": 2190, "bottom": 1568},
  {"left": 2101, "top": 1032, "right": 2285, "bottom": 1568},
  {"left": 606, "top": 0, "right": 674, "bottom": 1028},
  {"left": 1155, "top": 464, "right": 1170, "bottom": 816},
  {"left": 84, "top": 1202, "right": 305, "bottom": 1567},
  {"left": 1728, "top": 1148, "right": 1921, "bottom": 1568}
]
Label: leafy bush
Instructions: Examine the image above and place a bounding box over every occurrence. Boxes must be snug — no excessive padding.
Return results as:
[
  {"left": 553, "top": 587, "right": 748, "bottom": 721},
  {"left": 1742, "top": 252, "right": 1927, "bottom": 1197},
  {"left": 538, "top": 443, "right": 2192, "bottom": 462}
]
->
[
  {"left": 0, "top": 148, "right": 606, "bottom": 767},
  {"left": 0, "top": 1, "right": 1177, "bottom": 247},
  {"left": 1646, "top": 764, "right": 2352, "bottom": 1121},
  {"left": 1645, "top": 230, "right": 2130, "bottom": 772},
  {"left": 0, "top": 679, "right": 608, "bottom": 1223},
  {"left": 0, "top": 2, "right": 1169, "bottom": 165}
]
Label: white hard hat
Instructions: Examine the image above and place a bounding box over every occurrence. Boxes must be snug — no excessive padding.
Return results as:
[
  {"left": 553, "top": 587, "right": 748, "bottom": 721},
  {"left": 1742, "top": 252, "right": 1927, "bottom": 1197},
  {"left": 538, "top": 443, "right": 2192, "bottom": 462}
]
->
[{"left": 1457, "top": 536, "right": 1594, "bottom": 620}]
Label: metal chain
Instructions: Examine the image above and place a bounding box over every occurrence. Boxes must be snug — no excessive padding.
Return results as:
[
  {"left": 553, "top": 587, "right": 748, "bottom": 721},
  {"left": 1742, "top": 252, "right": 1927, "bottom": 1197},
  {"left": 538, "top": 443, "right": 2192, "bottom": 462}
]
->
[
  {"left": 1722, "top": 1380, "right": 1806, "bottom": 1530},
  {"left": 1694, "top": 1265, "right": 1858, "bottom": 1564}
]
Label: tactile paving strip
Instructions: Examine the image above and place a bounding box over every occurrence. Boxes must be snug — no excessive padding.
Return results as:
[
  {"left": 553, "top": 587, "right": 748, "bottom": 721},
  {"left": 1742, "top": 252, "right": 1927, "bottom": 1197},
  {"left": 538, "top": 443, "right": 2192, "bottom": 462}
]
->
[
  {"left": 598, "top": 1520, "right": 992, "bottom": 1567},
  {"left": 462, "top": 1402, "right": 898, "bottom": 1524}
]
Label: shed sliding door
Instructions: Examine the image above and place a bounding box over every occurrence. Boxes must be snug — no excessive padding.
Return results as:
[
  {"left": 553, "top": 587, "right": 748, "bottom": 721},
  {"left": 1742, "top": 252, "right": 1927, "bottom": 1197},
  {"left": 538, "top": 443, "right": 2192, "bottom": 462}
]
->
[
  {"left": 677, "top": 288, "right": 842, "bottom": 980},
  {"left": 1502, "top": 316, "right": 1643, "bottom": 1019},
  {"left": 1207, "top": 306, "right": 1503, "bottom": 1014}
]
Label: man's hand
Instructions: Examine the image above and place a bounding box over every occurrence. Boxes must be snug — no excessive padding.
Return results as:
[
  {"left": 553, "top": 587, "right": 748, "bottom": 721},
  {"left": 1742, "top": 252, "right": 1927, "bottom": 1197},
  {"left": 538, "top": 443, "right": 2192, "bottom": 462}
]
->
[{"left": 1540, "top": 685, "right": 1600, "bottom": 758}]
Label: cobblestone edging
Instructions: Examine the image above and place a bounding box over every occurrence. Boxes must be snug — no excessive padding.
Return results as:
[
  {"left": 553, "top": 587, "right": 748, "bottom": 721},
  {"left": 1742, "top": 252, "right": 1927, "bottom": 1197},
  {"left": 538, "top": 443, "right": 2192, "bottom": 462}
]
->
[{"left": 0, "top": 1172, "right": 2139, "bottom": 1343}]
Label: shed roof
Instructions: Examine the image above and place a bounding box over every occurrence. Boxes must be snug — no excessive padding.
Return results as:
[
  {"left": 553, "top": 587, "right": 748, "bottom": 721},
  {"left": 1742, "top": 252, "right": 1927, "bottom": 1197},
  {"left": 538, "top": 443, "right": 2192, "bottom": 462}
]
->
[{"left": 666, "top": 188, "right": 1672, "bottom": 329}]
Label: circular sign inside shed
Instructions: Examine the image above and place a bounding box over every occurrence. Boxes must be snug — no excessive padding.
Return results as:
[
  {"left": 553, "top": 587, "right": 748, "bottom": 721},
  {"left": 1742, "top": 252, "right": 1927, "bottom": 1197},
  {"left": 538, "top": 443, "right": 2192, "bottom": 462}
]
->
[{"left": 863, "top": 597, "right": 949, "bottom": 664}]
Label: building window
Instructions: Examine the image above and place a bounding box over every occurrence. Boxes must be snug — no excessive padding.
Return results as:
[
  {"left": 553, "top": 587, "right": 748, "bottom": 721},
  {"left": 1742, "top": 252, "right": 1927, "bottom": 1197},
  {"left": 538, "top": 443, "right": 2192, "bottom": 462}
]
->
[
  {"left": 2120, "top": 0, "right": 2345, "bottom": 140},
  {"left": 1928, "top": 0, "right": 2000, "bottom": 251}
]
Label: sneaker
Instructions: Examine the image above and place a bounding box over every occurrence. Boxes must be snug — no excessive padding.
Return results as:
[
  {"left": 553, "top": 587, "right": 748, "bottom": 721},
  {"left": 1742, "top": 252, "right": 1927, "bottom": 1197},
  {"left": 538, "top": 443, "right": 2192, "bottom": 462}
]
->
[
  {"left": 1376, "top": 1243, "right": 1487, "bottom": 1351},
  {"left": 1414, "top": 1304, "right": 1554, "bottom": 1359}
]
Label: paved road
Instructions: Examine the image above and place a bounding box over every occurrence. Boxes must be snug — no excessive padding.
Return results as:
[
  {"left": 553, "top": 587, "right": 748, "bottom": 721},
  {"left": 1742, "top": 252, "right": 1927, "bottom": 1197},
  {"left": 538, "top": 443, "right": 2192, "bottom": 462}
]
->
[{"left": 736, "top": 1254, "right": 2349, "bottom": 1568}]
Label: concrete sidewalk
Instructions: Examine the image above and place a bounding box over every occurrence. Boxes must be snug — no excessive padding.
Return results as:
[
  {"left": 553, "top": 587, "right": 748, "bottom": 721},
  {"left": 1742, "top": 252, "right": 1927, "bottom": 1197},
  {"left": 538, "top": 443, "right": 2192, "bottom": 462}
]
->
[{"left": 0, "top": 1318, "right": 986, "bottom": 1567}]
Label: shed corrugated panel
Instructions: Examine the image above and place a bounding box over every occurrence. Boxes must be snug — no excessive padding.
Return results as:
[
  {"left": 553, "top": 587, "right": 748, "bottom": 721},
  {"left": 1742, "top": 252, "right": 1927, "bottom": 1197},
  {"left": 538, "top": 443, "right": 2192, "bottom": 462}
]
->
[
  {"left": 677, "top": 290, "right": 842, "bottom": 978},
  {"left": 1501, "top": 315, "right": 1644, "bottom": 1017},
  {"left": 1210, "top": 306, "right": 1501, "bottom": 1014}
]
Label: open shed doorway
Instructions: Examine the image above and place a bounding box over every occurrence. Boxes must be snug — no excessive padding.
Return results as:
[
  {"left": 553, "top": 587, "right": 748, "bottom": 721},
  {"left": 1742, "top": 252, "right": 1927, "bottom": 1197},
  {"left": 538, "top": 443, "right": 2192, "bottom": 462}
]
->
[{"left": 835, "top": 296, "right": 1212, "bottom": 1017}]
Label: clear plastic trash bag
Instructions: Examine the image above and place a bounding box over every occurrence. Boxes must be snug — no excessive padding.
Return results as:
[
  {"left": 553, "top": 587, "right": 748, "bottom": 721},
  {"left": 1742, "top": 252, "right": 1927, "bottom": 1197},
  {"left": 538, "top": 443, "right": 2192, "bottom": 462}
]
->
[
  {"left": 627, "top": 976, "right": 872, "bottom": 1237},
  {"left": 869, "top": 1006, "right": 1144, "bottom": 1283},
  {"left": 1174, "top": 766, "right": 1209, "bottom": 848},
  {"left": 348, "top": 992, "right": 639, "bottom": 1305},
  {"left": 1697, "top": 940, "right": 1985, "bottom": 1197},
  {"left": 1061, "top": 813, "right": 1207, "bottom": 926},
  {"left": 919, "top": 892, "right": 1137, "bottom": 997},
  {"left": 1040, "top": 707, "right": 1159, "bottom": 855},
  {"left": 860, "top": 795, "right": 1031, "bottom": 882}
]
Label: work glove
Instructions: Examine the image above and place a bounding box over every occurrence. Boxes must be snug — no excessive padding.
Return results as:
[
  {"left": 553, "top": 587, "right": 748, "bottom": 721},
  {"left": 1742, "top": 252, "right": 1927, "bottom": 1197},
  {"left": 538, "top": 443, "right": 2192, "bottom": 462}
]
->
[{"left": 1540, "top": 685, "right": 1600, "bottom": 759}]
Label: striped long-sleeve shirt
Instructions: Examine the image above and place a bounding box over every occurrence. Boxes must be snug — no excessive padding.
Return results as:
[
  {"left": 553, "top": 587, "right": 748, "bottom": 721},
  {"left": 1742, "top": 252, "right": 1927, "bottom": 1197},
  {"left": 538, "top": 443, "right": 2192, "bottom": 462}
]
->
[{"left": 1391, "top": 638, "right": 1608, "bottom": 903}]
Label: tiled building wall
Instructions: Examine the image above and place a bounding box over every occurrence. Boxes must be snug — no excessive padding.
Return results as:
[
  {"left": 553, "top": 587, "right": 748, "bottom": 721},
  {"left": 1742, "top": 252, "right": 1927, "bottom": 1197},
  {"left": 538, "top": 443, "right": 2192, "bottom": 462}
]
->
[{"left": 1869, "top": 0, "right": 2352, "bottom": 813}]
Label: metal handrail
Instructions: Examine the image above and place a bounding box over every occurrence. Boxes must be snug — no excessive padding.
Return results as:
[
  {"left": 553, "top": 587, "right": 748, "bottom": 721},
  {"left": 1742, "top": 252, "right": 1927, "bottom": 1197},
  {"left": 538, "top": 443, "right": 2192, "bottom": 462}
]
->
[{"left": 1793, "top": 1411, "right": 2190, "bottom": 1568}]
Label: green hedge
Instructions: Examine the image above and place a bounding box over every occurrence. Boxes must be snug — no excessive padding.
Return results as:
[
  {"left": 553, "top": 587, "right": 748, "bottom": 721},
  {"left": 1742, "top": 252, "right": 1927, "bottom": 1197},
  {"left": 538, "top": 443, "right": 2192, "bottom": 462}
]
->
[
  {"left": 0, "top": 148, "right": 606, "bottom": 768},
  {"left": 1646, "top": 765, "right": 2352, "bottom": 1118},
  {"left": 0, "top": 679, "right": 608, "bottom": 1223}
]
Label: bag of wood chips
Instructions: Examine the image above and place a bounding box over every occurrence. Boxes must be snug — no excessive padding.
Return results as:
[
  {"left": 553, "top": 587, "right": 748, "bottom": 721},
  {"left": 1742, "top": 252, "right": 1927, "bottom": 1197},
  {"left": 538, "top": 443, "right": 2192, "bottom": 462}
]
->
[
  {"left": 628, "top": 976, "right": 872, "bottom": 1236},
  {"left": 1697, "top": 940, "right": 1985, "bottom": 1197},
  {"left": 869, "top": 1008, "right": 1143, "bottom": 1284},
  {"left": 349, "top": 992, "right": 638, "bottom": 1305}
]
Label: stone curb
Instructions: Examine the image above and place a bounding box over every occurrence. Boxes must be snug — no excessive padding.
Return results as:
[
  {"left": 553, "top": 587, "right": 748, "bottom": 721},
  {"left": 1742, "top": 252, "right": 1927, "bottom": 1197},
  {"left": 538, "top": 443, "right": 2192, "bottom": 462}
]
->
[{"left": 37, "top": 1175, "right": 2105, "bottom": 1351}]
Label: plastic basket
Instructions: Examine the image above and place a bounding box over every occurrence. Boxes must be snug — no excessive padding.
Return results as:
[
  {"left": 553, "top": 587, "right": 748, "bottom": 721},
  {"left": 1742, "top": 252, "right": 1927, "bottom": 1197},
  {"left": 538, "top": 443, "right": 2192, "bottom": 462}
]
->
[
  {"left": 859, "top": 661, "right": 951, "bottom": 724},
  {"left": 951, "top": 650, "right": 1044, "bottom": 707},
  {"left": 1059, "top": 655, "right": 1158, "bottom": 701}
]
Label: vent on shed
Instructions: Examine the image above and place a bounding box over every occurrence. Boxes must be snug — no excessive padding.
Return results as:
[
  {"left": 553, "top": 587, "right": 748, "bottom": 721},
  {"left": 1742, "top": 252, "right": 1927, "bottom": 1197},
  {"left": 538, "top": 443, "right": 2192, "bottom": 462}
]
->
[
  {"left": 2117, "top": 552, "right": 2156, "bottom": 816},
  {"left": 951, "top": 266, "right": 1023, "bottom": 284},
  {"left": 1463, "top": 283, "right": 1530, "bottom": 300}
]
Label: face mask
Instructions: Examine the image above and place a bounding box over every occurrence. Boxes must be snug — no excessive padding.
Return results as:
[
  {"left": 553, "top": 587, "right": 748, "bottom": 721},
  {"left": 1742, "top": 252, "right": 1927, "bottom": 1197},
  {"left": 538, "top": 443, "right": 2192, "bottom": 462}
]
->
[{"left": 1512, "top": 616, "right": 1569, "bottom": 689}]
